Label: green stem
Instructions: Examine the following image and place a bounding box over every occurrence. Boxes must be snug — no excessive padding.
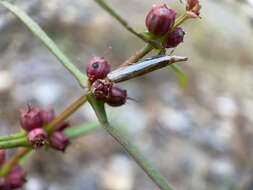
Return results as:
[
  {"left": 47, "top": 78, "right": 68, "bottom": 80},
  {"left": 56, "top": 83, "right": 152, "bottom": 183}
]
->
[
  {"left": 88, "top": 95, "right": 174, "bottom": 190},
  {"left": 121, "top": 44, "right": 153, "bottom": 66},
  {"left": 0, "top": 131, "right": 26, "bottom": 142},
  {"left": 0, "top": 1, "right": 87, "bottom": 87},
  {"left": 93, "top": 0, "right": 160, "bottom": 48},
  {"left": 46, "top": 95, "right": 88, "bottom": 134},
  {"left": 0, "top": 138, "right": 29, "bottom": 150},
  {"left": 64, "top": 122, "right": 99, "bottom": 139},
  {"left": 0, "top": 148, "right": 30, "bottom": 176}
]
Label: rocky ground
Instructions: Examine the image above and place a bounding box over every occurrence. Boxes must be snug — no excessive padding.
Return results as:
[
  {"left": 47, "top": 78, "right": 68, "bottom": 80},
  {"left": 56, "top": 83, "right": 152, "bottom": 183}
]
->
[{"left": 0, "top": 0, "right": 252, "bottom": 190}]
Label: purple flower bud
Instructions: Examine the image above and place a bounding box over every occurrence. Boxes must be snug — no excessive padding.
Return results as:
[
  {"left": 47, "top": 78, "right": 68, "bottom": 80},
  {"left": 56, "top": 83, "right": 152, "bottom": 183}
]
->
[
  {"left": 19, "top": 106, "right": 43, "bottom": 132},
  {"left": 5, "top": 165, "right": 26, "bottom": 189},
  {"left": 0, "top": 150, "right": 5, "bottom": 166},
  {"left": 41, "top": 109, "right": 55, "bottom": 125},
  {"left": 28, "top": 128, "right": 48, "bottom": 149},
  {"left": 50, "top": 132, "right": 70, "bottom": 152},
  {"left": 91, "top": 79, "right": 113, "bottom": 101},
  {"left": 86, "top": 57, "right": 111, "bottom": 83},
  {"left": 165, "top": 27, "right": 185, "bottom": 48},
  {"left": 145, "top": 4, "right": 176, "bottom": 36},
  {"left": 106, "top": 86, "right": 127, "bottom": 107}
]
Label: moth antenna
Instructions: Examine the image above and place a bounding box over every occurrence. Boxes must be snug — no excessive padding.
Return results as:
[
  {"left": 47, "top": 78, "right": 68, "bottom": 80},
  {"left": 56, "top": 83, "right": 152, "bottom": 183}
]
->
[{"left": 127, "top": 96, "right": 139, "bottom": 103}]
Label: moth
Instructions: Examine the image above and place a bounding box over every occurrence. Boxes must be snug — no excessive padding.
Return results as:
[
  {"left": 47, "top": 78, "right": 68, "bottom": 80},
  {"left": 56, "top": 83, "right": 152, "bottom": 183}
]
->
[{"left": 107, "top": 55, "right": 187, "bottom": 83}]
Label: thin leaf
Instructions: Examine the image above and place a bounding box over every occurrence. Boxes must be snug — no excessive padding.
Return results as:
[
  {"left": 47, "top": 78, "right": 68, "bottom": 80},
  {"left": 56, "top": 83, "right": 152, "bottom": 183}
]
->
[
  {"left": 170, "top": 64, "right": 188, "bottom": 88},
  {"left": 0, "top": 1, "right": 87, "bottom": 87}
]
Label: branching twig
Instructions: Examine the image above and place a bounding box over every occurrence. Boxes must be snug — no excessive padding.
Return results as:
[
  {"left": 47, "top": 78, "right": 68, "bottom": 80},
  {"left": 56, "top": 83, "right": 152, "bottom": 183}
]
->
[{"left": 88, "top": 94, "right": 174, "bottom": 190}]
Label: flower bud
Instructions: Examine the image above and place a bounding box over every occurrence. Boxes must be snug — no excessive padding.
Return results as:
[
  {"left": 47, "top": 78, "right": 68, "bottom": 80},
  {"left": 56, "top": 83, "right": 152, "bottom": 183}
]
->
[
  {"left": 145, "top": 4, "right": 176, "bottom": 36},
  {"left": 41, "top": 109, "right": 55, "bottom": 125},
  {"left": 186, "top": 0, "right": 201, "bottom": 18},
  {"left": 50, "top": 132, "right": 70, "bottom": 152},
  {"left": 19, "top": 106, "right": 43, "bottom": 132},
  {"left": 165, "top": 27, "right": 185, "bottom": 48},
  {"left": 86, "top": 57, "right": 111, "bottom": 82},
  {"left": 91, "top": 79, "right": 113, "bottom": 101},
  {"left": 0, "top": 150, "right": 5, "bottom": 166},
  {"left": 28, "top": 128, "right": 48, "bottom": 149},
  {"left": 5, "top": 165, "right": 26, "bottom": 189},
  {"left": 106, "top": 86, "right": 127, "bottom": 107}
]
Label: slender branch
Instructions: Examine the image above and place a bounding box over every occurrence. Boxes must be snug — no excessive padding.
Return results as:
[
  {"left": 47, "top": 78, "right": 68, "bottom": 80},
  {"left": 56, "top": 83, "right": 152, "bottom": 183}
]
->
[
  {"left": 0, "top": 131, "right": 26, "bottom": 142},
  {"left": 88, "top": 94, "right": 174, "bottom": 190},
  {"left": 121, "top": 44, "right": 153, "bottom": 67},
  {"left": 0, "top": 148, "right": 30, "bottom": 176},
  {"left": 0, "top": 137, "right": 29, "bottom": 149},
  {"left": 0, "top": 1, "right": 87, "bottom": 87},
  {"left": 64, "top": 122, "right": 99, "bottom": 139},
  {"left": 46, "top": 95, "right": 88, "bottom": 134},
  {"left": 93, "top": 0, "right": 161, "bottom": 48}
]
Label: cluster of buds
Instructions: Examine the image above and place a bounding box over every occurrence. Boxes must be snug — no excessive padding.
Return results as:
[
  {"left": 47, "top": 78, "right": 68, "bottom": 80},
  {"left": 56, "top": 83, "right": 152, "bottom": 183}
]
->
[
  {"left": 86, "top": 57, "right": 128, "bottom": 107},
  {"left": 0, "top": 150, "right": 26, "bottom": 189},
  {"left": 19, "top": 106, "right": 70, "bottom": 151},
  {"left": 145, "top": 1, "right": 201, "bottom": 49}
]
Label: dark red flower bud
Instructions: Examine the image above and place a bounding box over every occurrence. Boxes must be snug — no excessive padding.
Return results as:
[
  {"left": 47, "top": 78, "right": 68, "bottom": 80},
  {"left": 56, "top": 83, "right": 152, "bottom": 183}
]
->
[
  {"left": 91, "top": 79, "right": 113, "bottom": 101},
  {"left": 5, "top": 165, "right": 26, "bottom": 189},
  {"left": 165, "top": 27, "right": 185, "bottom": 48},
  {"left": 0, "top": 150, "right": 5, "bottom": 166},
  {"left": 28, "top": 128, "right": 48, "bottom": 149},
  {"left": 86, "top": 57, "right": 111, "bottom": 82},
  {"left": 41, "top": 109, "right": 55, "bottom": 125},
  {"left": 106, "top": 86, "right": 127, "bottom": 107},
  {"left": 186, "top": 0, "right": 201, "bottom": 18},
  {"left": 56, "top": 122, "right": 70, "bottom": 132},
  {"left": 19, "top": 106, "right": 43, "bottom": 132},
  {"left": 50, "top": 132, "right": 70, "bottom": 152},
  {"left": 145, "top": 4, "right": 176, "bottom": 36}
]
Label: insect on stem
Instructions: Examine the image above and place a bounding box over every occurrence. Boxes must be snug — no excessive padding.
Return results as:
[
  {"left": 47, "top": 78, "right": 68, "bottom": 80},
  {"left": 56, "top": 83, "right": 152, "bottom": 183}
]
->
[{"left": 107, "top": 55, "right": 188, "bottom": 83}]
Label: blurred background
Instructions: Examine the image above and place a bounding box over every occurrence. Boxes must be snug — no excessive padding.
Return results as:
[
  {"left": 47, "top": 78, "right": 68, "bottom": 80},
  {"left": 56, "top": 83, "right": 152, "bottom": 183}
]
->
[{"left": 0, "top": 0, "right": 253, "bottom": 189}]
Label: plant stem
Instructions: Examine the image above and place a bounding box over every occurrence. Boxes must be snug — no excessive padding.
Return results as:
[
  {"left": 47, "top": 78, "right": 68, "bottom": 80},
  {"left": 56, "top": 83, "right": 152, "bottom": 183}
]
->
[
  {"left": 0, "top": 1, "right": 87, "bottom": 88},
  {"left": 46, "top": 95, "right": 88, "bottom": 134},
  {"left": 0, "top": 148, "right": 30, "bottom": 176},
  {"left": 121, "top": 44, "right": 153, "bottom": 66},
  {"left": 93, "top": 0, "right": 160, "bottom": 48},
  {"left": 88, "top": 95, "right": 174, "bottom": 190},
  {"left": 0, "top": 131, "right": 26, "bottom": 142},
  {"left": 0, "top": 137, "right": 29, "bottom": 149},
  {"left": 64, "top": 122, "right": 99, "bottom": 139}
]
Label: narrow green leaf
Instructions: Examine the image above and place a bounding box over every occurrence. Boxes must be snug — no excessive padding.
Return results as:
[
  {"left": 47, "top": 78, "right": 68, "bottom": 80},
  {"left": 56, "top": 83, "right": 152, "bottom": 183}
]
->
[
  {"left": 0, "top": 1, "right": 87, "bottom": 87},
  {"left": 170, "top": 64, "right": 188, "bottom": 88}
]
